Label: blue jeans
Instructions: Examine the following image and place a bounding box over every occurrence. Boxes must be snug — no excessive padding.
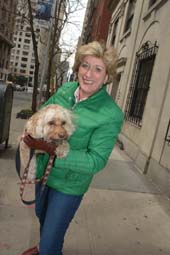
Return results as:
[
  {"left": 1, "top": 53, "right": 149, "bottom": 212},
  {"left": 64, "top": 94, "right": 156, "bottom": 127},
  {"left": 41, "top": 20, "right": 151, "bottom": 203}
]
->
[{"left": 35, "top": 183, "right": 83, "bottom": 255}]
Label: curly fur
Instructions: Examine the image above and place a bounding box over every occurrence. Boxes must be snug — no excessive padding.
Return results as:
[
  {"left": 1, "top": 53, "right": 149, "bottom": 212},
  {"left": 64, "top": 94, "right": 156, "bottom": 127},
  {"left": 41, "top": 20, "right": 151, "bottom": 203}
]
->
[{"left": 19, "top": 104, "right": 75, "bottom": 181}]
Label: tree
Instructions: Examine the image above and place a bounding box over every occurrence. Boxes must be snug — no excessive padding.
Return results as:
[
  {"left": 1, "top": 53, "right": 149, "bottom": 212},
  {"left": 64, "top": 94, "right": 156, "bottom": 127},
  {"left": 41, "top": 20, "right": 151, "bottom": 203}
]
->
[
  {"left": 15, "top": 0, "right": 87, "bottom": 109},
  {"left": 45, "top": 0, "right": 66, "bottom": 100},
  {"left": 40, "top": 0, "right": 87, "bottom": 101},
  {"left": 11, "top": 0, "right": 39, "bottom": 112},
  {"left": 27, "top": 0, "right": 40, "bottom": 113}
]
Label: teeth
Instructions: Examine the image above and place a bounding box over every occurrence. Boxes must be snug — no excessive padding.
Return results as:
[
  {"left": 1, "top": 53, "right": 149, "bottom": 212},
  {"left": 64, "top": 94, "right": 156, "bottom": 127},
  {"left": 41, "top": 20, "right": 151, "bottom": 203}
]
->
[{"left": 84, "top": 80, "right": 93, "bottom": 84}]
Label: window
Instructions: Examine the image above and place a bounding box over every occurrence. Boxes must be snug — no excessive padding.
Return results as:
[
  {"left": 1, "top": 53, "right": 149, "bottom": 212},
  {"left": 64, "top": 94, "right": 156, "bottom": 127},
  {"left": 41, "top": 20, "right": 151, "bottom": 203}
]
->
[
  {"left": 22, "top": 51, "right": 29, "bottom": 56},
  {"left": 25, "top": 32, "right": 31, "bottom": 37},
  {"left": 26, "top": 26, "right": 31, "bottom": 32},
  {"left": 125, "top": 41, "right": 158, "bottom": 127},
  {"left": 124, "top": 0, "right": 136, "bottom": 33},
  {"left": 20, "top": 69, "right": 26, "bottom": 73},
  {"left": 21, "top": 63, "right": 27, "bottom": 68},
  {"left": 111, "top": 18, "right": 119, "bottom": 46},
  {"left": 21, "top": 57, "right": 28, "bottom": 62},
  {"left": 24, "top": 39, "right": 30, "bottom": 44},
  {"left": 149, "top": 0, "right": 157, "bottom": 7},
  {"left": 23, "top": 45, "right": 29, "bottom": 50}
]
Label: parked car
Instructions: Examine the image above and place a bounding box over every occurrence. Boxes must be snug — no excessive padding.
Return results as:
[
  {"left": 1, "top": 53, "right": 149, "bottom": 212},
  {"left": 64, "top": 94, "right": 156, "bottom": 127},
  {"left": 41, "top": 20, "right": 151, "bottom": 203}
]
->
[
  {"left": 15, "top": 84, "right": 25, "bottom": 91},
  {"left": 27, "top": 86, "right": 33, "bottom": 93}
]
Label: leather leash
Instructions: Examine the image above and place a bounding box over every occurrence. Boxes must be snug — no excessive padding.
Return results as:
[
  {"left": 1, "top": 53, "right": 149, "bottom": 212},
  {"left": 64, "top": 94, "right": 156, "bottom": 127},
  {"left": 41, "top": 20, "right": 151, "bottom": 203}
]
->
[{"left": 16, "top": 145, "right": 55, "bottom": 204}]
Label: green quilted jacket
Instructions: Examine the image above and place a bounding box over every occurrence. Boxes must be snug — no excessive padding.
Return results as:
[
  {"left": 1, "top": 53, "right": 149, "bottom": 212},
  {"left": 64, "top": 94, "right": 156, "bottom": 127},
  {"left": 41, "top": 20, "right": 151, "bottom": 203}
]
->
[{"left": 36, "top": 82, "right": 124, "bottom": 195}]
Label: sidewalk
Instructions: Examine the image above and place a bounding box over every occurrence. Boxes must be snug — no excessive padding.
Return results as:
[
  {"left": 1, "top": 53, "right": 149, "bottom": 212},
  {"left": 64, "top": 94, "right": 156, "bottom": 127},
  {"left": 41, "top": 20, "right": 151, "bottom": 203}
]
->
[{"left": 0, "top": 92, "right": 170, "bottom": 255}]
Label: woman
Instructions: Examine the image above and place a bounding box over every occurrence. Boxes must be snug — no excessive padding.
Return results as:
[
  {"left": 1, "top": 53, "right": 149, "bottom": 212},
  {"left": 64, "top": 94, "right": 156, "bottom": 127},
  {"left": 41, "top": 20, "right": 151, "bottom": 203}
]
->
[{"left": 21, "top": 41, "right": 124, "bottom": 255}]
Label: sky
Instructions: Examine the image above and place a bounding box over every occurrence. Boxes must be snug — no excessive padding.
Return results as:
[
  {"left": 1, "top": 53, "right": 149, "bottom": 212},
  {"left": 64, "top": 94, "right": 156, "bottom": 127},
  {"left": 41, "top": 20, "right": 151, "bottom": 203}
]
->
[{"left": 60, "top": 0, "right": 88, "bottom": 70}]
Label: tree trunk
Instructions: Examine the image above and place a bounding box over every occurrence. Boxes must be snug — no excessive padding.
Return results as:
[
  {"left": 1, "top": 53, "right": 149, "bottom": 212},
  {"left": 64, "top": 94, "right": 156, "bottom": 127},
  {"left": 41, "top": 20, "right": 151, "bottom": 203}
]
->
[
  {"left": 46, "top": 0, "right": 63, "bottom": 100},
  {"left": 27, "top": 0, "right": 39, "bottom": 112}
]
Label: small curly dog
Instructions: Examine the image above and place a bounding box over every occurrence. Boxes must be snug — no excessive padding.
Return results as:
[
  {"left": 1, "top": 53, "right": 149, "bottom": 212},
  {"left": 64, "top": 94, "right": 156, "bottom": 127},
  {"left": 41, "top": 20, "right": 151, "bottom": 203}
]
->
[{"left": 19, "top": 104, "right": 75, "bottom": 181}]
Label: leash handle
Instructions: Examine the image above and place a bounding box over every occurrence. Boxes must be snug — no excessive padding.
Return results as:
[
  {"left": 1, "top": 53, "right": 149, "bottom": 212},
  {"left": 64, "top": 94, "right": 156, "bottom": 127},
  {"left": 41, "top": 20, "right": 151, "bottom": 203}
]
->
[
  {"left": 16, "top": 145, "right": 36, "bottom": 204},
  {"left": 39, "top": 155, "right": 56, "bottom": 193},
  {"left": 19, "top": 154, "right": 55, "bottom": 204},
  {"left": 19, "top": 155, "right": 40, "bottom": 205}
]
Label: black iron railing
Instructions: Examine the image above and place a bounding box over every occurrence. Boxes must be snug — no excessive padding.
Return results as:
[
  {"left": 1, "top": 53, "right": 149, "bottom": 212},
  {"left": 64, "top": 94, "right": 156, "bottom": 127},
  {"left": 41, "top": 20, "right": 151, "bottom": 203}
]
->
[
  {"left": 125, "top": 41, "right": 158, "bottom": 127},
  {"left": 165, "top": 119, "right": 170, "bottom": 145}
]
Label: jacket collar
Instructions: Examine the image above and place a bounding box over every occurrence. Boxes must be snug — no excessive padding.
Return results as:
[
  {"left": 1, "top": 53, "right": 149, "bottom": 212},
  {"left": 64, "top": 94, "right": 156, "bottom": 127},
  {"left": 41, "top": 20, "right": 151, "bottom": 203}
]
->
[{"left": 73, "top": 82, "right": 107, "bottom": 102}]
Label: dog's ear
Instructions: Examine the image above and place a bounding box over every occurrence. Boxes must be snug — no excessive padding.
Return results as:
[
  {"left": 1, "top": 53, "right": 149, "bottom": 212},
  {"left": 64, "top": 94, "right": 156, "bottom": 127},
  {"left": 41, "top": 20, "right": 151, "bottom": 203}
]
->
[
  {"left": 25, "top": 118, "right": 35, "bottom": 137},
  {"left": 19, "top": 140, "right": 31, "bottom": 169},
  {"left": 63, "top": 110, "right": 76, "bottom": 136},
  {"left": 25, "top": 111, "right": 44, "bottom": 138}
]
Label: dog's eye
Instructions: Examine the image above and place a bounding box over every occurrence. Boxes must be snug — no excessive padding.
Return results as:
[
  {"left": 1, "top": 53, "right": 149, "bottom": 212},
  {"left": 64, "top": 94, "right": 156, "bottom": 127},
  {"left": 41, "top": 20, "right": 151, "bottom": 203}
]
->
[
  {"left": 48, "top": 121, "right": 55, "bottom": 126},
  {"left": 62, "top": 121, "right": 66, "bottom": 125}
]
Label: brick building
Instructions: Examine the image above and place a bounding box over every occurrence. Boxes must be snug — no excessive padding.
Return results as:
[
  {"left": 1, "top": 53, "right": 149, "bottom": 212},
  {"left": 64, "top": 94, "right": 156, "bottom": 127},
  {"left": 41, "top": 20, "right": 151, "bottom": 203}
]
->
[{"left": 81, "top": 0, "right": 112, "bottom": 44}]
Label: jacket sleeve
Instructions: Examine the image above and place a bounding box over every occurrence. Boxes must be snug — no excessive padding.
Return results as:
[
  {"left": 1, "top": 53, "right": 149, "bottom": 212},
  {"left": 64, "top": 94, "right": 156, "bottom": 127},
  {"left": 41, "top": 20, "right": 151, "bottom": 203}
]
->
[{"left": 54, "top": 112, "right": 124, "bottom": 175}]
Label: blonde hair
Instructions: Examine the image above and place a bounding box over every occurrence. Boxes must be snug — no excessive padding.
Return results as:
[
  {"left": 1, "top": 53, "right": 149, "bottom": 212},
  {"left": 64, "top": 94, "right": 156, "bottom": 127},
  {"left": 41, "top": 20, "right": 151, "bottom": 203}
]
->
[{"left": 73, "top": 41, "right": 117, "bottom": 84}]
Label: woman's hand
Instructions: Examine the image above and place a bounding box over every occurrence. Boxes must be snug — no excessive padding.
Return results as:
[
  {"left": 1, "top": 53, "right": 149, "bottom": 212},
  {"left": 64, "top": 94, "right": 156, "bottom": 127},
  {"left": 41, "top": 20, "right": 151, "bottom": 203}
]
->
[{"left": 23, "top": 135, "right": 57, "bottom": 155}]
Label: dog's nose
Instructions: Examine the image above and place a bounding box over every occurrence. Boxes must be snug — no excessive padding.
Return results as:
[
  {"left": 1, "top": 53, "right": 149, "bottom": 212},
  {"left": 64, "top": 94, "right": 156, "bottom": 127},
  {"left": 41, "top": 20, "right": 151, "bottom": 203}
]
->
[{"left": 58, "top": 133, "right": 66, "bottom": 139}]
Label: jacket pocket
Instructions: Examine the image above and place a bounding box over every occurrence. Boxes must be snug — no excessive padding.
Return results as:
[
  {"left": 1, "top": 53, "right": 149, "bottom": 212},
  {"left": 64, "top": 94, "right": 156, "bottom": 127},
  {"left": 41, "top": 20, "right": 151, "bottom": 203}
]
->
[
  {"left": 66, "top": 170, "right": 93, "bottom": 185},
  {"left": 50, "top": 166, "right": 68, "bottom": 180}
]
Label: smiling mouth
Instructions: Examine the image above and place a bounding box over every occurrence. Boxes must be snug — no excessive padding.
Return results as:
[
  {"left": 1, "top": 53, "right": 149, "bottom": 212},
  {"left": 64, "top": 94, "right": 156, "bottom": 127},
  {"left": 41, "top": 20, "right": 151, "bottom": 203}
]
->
[{"left": 83, "top": 79, "right": 93, "bottom": 84}]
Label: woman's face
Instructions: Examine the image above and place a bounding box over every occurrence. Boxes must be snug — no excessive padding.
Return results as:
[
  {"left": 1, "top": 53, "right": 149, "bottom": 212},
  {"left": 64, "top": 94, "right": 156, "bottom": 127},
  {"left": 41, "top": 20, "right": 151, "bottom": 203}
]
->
[{"left": 78, "top": 55, "right": 108, "bottom": 99}]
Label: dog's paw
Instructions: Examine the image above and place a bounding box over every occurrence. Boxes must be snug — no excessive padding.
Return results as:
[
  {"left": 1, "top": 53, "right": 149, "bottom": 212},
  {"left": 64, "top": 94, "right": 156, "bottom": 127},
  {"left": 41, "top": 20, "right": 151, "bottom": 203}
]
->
[{"left": 55, "top": 141, "right": 70, "bottom": 158}]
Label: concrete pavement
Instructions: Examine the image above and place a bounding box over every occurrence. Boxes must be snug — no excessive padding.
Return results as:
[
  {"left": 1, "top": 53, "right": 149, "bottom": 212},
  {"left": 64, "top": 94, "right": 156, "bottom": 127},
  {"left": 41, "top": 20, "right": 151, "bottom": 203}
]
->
[{"left": 0, "top": 92, "right": 170, "bottom": 255}]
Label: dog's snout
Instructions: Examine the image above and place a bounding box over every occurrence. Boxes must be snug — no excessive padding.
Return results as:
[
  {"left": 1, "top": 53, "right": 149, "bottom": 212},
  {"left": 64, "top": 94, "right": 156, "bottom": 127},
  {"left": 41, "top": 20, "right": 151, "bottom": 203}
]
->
[{"left": 58, "top": 132, "right": 67, "bottom": 139}]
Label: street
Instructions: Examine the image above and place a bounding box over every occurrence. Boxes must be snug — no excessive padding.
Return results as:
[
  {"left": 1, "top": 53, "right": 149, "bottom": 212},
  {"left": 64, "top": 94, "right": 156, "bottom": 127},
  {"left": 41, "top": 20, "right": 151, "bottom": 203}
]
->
[{"left": 0, "top": 92, "right": 170, "bottom": 255}]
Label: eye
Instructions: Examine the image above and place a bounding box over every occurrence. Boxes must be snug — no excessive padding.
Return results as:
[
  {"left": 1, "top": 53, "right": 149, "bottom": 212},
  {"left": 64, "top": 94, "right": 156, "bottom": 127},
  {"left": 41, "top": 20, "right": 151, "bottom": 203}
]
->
[
  {"left": 61, "top": 121, "right": 66, "bottom": 125},
  {"left": 48, "top": 121, "right": 55, "bottom": 126},
  {"left": 80, "top": 62, "right": 89, "bottom": 69},
  {"left": 95, "top": 66, "right": 103, "bottom": 73}
]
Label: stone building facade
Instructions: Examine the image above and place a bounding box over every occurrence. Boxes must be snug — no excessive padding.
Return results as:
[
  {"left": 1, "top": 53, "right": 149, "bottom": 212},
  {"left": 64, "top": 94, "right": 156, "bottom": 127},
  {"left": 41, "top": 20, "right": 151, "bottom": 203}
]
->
[
  {"left": 0, "top": 0, "right": 17, "bottom": 81},
  {"left": 81, "top": 0, "right": 170, "bottom": 195},
  {"left": 107, "top": 0, "right": 170, "bottom": 195}
]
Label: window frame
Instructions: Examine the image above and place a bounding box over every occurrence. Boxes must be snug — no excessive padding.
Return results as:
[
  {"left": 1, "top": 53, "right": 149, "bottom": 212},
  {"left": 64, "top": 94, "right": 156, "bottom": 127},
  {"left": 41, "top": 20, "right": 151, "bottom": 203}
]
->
[
  {"left": 125, "top": 41, "right": 158, "bottom": 127},
  {"left": 149, "top": 0, "right": 157, "bottom": 8},
  {"left": 111, "top": 18, "right": 119, "bottom": 47},
  {"left": 124, "top": 0, "right": 136, "bottom": 33}
]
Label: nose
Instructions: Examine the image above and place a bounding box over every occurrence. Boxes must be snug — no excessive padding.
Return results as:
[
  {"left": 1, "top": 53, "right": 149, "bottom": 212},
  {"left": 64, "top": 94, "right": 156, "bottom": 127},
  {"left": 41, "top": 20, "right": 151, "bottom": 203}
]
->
[
  {"left": 84, "top": 68, "right": 93, "bottom": 77},
  {"left": 58, "top": 132, "right": 66, "bottom": 139}
]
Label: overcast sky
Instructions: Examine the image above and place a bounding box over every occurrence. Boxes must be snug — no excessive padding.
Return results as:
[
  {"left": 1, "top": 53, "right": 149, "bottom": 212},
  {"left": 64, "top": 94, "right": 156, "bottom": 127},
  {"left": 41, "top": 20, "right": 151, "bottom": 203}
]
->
[{"left": 60, "top": 0, "right": 88, "bottom": 68}]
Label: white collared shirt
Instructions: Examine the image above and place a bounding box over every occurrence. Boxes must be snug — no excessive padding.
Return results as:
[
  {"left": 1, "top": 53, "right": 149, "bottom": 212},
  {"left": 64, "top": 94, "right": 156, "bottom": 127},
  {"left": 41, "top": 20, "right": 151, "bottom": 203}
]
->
[{"left": 74, "top": 87, "right": 88, "bottom": 103}]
